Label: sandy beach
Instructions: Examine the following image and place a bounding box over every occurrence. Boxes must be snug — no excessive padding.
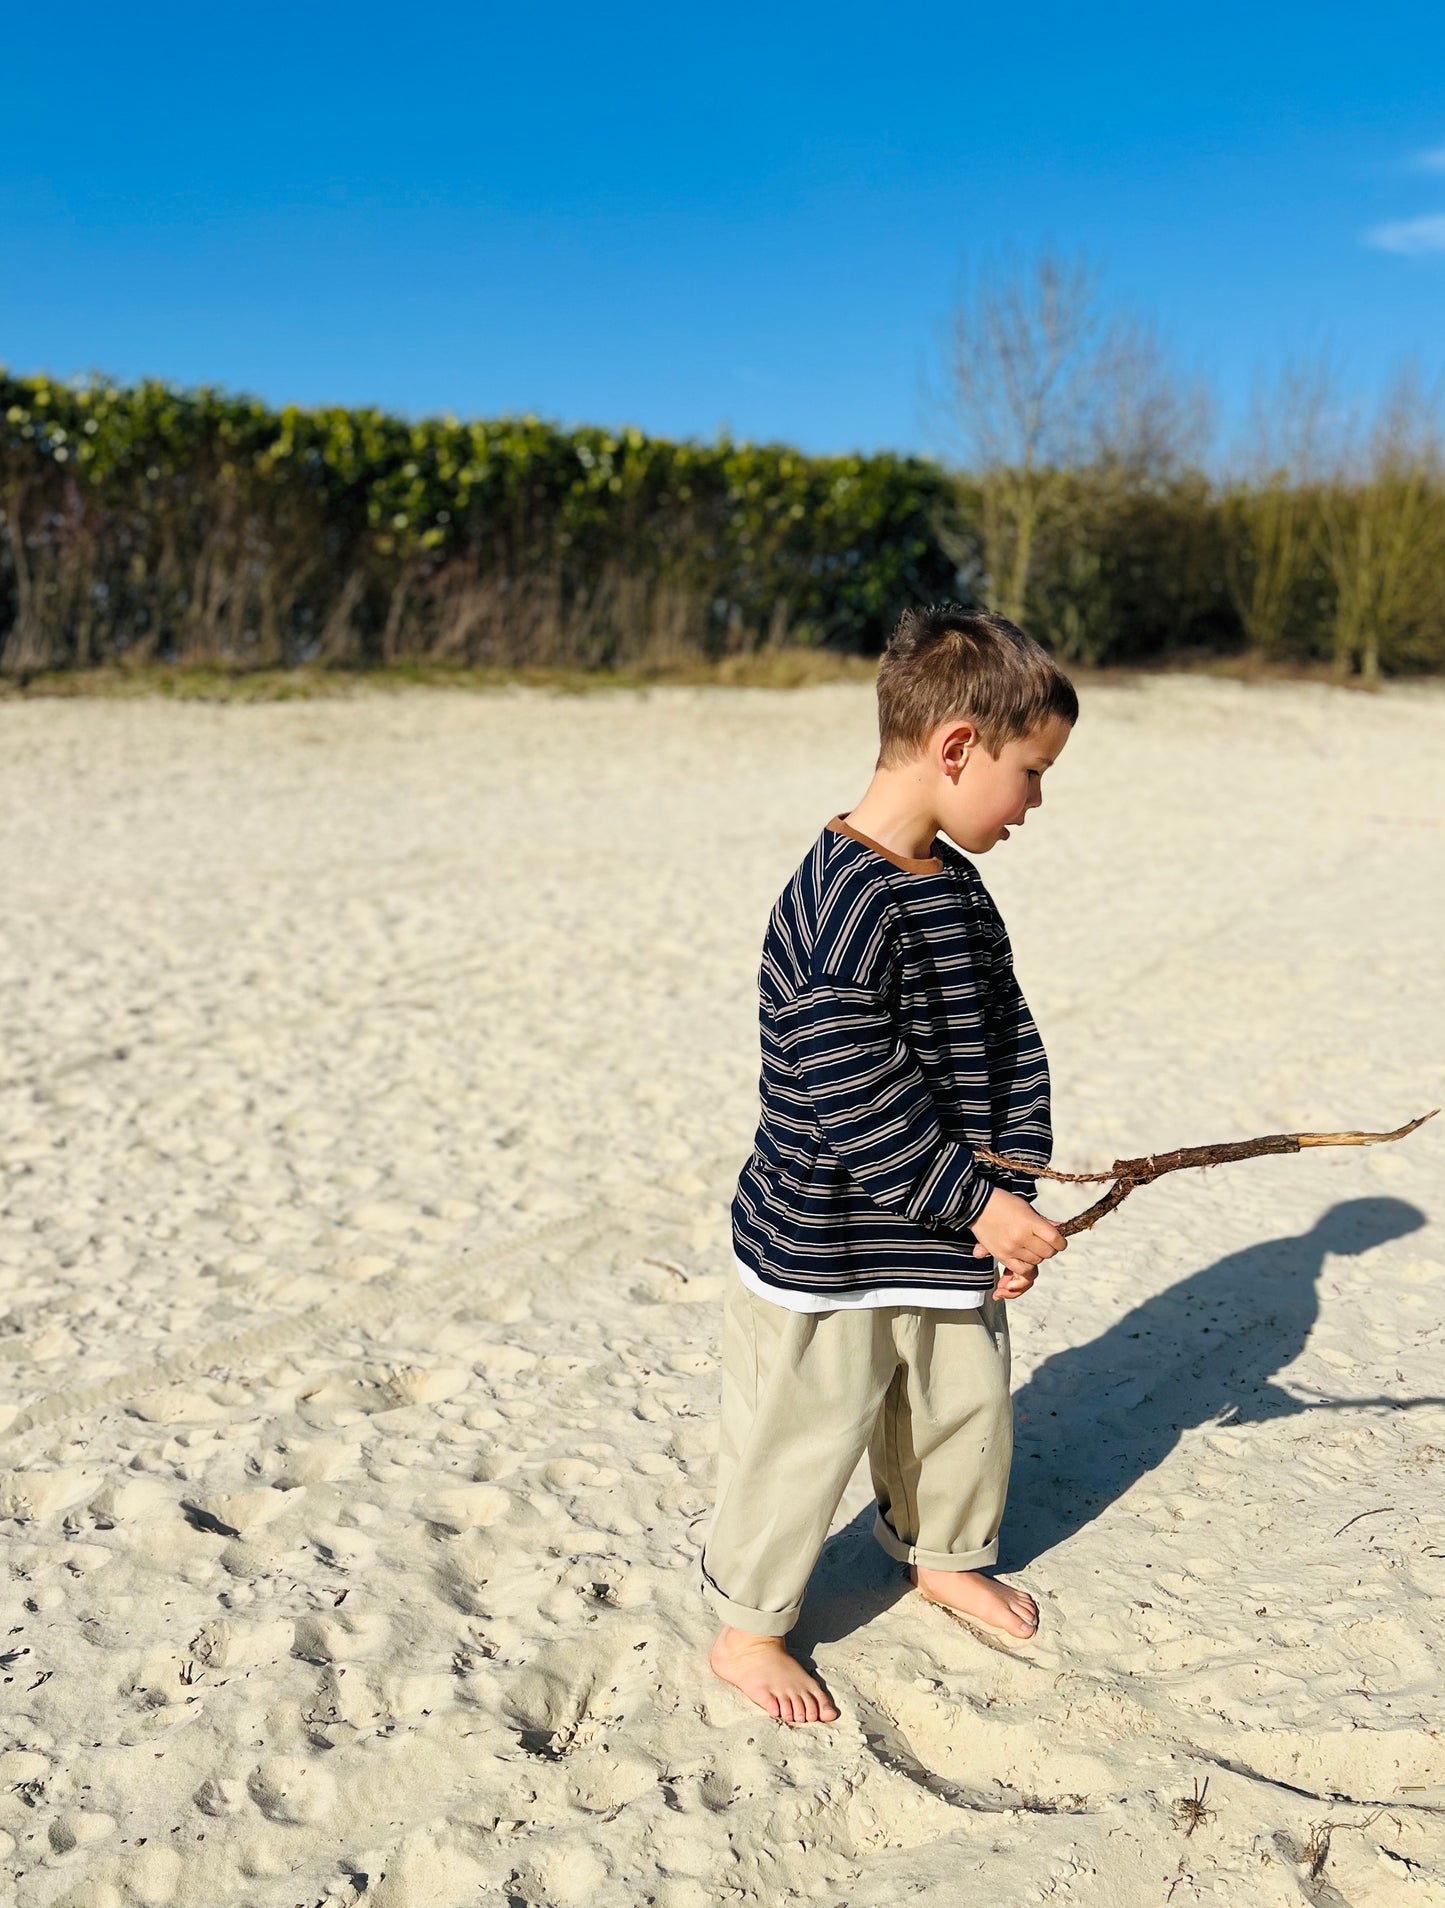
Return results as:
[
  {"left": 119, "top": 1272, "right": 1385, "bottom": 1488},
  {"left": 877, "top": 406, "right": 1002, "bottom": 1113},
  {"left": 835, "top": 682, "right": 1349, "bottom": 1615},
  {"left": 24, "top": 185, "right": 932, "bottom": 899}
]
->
[{"left": 2, "top": 672, "right": 1443, "bottom": 1907}]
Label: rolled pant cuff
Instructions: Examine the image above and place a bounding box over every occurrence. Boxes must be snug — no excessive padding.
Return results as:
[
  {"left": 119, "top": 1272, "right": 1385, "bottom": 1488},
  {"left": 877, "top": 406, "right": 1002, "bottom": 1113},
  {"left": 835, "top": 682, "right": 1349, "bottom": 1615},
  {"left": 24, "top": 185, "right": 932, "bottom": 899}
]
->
[
  {"left": 699, "top": 1559, "right": 800, "bottom": 1638},
  {"left": 872, "top": 1510, "right": 999, "bottom": 1572}
]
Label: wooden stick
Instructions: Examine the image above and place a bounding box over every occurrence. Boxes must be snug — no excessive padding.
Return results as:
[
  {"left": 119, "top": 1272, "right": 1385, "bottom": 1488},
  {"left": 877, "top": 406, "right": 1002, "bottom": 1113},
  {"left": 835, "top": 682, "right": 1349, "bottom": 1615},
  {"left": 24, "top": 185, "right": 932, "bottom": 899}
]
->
[{"left": 975, "top": 1109, "right": 1438, "bottom": 1237}]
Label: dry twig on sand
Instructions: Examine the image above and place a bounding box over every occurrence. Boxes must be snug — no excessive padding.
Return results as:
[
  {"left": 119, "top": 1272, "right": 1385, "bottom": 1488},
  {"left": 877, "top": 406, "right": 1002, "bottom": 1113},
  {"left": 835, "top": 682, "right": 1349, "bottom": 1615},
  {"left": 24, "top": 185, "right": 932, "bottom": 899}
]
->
[
  {"left": 1171, "top": 1777, "right": 1213, "bottom": 1837},
  {"left": 976, "top": 1110, "right": 1438, "bottom": 1238}
]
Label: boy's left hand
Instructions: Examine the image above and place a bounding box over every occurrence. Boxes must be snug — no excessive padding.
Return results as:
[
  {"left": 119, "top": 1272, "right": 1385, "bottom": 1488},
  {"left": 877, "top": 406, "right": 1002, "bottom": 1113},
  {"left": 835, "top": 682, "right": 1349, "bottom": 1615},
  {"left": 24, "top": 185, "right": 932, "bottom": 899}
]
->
[{"left": 989, "top": 1262, "right": 1038, "bottom": 1301}]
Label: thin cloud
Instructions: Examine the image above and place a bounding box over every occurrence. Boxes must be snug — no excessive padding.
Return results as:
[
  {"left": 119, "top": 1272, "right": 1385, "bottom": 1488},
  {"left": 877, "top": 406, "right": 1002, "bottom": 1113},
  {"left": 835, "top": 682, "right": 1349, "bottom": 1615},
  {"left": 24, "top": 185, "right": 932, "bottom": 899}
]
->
[
  {"left": 1412, "top": 146, "right": 1445, "bottom": 172},
  {"left": 1366, "top": 213, "right": 1445, "bottom": 255}
]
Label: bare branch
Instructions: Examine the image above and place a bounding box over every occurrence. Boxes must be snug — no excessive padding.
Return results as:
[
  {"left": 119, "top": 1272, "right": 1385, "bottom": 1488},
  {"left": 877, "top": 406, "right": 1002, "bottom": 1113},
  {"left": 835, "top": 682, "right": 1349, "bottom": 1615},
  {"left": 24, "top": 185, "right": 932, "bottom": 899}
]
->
[{"left": 975, "top": 1109, "right": 1437, "bottom": 1237}]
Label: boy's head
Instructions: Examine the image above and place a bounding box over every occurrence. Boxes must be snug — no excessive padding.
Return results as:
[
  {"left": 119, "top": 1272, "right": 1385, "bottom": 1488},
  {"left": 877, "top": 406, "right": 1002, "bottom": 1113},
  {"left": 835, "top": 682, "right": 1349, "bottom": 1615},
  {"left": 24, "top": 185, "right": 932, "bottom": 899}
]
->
[{"left": 875, "top": 603, "right": 1078, "bottom": 854}]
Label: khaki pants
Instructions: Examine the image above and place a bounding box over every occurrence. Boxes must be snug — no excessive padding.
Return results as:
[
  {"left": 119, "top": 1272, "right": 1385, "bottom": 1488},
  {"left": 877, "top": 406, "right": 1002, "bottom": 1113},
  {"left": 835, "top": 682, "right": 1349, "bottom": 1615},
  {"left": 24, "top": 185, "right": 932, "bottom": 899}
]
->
[{"left": 700, "top": 1277, "right": 1014, "bottom": 1636}]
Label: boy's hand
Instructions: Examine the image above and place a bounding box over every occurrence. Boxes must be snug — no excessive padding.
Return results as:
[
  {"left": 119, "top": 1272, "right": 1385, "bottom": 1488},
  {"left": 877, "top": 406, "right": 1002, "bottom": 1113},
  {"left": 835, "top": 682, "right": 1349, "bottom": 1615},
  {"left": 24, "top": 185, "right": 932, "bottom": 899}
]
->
[
  {"left": 970, "top": 1185, "right": 1066, "bottom": 1299},
  {"left": 990, "top": 1261, "right": 1040, "bottom": 1300}
]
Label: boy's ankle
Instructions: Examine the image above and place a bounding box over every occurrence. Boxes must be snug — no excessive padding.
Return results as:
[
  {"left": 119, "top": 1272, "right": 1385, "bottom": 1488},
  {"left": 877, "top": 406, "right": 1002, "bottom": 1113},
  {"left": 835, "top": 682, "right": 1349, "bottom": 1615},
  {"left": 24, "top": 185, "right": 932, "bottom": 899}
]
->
[{"left": 714, "top": 1624, "right": 786, "bottom": 1650}]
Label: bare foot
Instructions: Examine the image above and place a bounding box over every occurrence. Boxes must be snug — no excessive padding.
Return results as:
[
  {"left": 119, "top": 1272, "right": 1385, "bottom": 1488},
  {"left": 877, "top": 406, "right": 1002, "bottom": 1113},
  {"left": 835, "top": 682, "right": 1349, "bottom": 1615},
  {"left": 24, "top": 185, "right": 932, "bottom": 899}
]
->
[
  {"left": 910, "top": 1566, "right": 1039, "bottom": 1639},
  {"left": 709, "top": 1627, "right": 840, "bottom": 1724}
]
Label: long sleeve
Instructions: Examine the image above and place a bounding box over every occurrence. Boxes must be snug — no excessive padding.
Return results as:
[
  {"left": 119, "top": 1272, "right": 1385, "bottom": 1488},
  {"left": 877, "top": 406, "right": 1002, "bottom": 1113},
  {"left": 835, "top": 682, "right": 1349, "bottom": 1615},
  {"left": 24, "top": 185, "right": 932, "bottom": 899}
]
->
[
  {"left": 982, "top": 920, "right": 1052, "bottom": 1202},
  {"left": 733, "top": 830, "right": 1037, "bottom": 1298},
  {"left": 783, "top": 977, "right": 995, "bottom": 1233}
]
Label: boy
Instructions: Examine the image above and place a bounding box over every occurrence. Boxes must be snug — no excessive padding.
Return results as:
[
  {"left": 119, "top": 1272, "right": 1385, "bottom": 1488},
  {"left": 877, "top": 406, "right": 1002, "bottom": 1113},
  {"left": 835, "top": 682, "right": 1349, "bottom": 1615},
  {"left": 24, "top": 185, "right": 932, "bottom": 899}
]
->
[{"left": 702, "top": 604, "right": 1077, "bottom": 1725}]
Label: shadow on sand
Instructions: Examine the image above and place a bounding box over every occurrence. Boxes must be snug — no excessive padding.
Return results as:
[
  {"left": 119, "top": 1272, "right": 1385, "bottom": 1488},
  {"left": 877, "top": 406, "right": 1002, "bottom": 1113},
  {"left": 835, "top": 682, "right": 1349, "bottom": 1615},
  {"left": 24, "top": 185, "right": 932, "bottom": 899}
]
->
[{"left": 796, "top": 1196, "right": 1433, "bottom": 1651}]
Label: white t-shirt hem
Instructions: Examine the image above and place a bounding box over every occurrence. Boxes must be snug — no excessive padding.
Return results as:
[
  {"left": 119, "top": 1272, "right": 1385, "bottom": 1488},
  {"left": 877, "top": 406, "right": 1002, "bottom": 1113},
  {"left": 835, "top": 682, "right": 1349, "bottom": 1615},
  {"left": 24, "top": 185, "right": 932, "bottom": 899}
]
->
[{"left": 734, "top": 1252, "right": 991, "bottom": 1313}]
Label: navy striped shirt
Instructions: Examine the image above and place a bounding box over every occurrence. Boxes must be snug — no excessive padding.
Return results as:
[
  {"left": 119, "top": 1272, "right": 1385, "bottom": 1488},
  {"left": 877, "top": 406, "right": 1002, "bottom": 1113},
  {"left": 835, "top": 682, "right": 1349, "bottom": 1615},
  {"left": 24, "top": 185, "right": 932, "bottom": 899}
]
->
[{"left": 732, "top": 815, "right": 1052, "bottom": 1300}]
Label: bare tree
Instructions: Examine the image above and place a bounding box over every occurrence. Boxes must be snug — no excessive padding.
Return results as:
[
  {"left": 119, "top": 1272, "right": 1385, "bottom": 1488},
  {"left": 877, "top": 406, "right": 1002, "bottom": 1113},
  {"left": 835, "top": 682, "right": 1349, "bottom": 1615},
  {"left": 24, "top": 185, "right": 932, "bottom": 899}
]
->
[
  {"left": 1224, "top": 363, "right": 1330, "bottom": 661},
  {"left": 1315, "top": 367, "right": 1445, "bottom": 685},
  {"left": 940, "top": 247, "right": 1205, "bottom": 623}
]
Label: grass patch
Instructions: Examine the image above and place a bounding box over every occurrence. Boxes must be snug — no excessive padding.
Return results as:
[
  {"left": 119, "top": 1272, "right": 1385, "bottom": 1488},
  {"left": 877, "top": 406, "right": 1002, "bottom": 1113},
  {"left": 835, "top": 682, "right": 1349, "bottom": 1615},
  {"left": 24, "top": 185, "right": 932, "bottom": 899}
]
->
[
  {"left": 0, "top": 648, "right": 1430, "bottom": 704},
  {"left": 0, "top": 651, "right": 883, "bottom": 702}
]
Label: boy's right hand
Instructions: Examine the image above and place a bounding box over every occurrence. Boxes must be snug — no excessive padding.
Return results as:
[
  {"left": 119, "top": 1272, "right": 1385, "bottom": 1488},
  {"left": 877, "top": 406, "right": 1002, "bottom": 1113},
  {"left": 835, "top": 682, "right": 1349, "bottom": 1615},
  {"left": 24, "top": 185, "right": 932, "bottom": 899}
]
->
[{"left": 969, "top": 1186, "right": 1067, "bottom": 1277}]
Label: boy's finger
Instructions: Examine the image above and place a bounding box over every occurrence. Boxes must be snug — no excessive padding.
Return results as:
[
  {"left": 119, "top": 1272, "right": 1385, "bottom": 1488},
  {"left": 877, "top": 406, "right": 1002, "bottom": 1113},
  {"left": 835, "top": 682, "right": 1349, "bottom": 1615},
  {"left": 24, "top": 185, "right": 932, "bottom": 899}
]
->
[
  {"left": 993, "top": 1270, "right": 1035, "bottom": 1297},
  {"left": 998, "top": 1254, "right": 1039, "bottom": 1277}
]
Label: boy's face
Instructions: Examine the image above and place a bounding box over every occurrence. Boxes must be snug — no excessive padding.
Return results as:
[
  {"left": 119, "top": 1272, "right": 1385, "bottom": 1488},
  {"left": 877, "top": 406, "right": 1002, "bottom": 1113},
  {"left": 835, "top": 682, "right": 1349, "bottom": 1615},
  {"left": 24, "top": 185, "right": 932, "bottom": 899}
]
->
[{"left": 933, "top": 713, "right": 1073, "bottom": 855}]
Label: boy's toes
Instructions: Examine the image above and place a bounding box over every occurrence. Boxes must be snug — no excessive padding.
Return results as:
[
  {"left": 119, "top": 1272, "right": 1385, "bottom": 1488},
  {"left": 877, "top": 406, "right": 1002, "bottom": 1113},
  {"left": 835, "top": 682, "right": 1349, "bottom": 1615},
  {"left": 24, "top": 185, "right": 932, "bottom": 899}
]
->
[
  {"left": 771, "top": 1676, "right": 835, "bottom": 1725},
  {"left": 910, "top": 1566, "right": 1042, "bottom": 1640},
  {"left": 710, "top": 1629, "right": 839, "bottom": 1725},
  {"left": 1004, "top": 1591, "right": 1038, "bottom": 1635},
  {"left": 996, "top": 1593, "right": 1035, "bottom": 1635}
]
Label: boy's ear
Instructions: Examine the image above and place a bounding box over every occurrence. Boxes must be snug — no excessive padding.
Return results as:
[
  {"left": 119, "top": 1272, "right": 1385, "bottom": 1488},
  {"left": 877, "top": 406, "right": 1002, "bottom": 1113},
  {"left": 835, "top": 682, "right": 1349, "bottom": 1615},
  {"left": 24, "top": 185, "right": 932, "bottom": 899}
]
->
[{"left": 937, "top": 720, "right": 980, "bottom": 778}]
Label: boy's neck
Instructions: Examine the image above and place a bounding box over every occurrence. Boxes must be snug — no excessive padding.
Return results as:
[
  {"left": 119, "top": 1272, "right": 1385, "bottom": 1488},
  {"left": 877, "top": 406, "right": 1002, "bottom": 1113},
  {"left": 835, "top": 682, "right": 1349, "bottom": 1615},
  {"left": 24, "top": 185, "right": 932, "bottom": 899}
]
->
[{"left": 841, "top": 768, "right": 943, "bottom": 863}]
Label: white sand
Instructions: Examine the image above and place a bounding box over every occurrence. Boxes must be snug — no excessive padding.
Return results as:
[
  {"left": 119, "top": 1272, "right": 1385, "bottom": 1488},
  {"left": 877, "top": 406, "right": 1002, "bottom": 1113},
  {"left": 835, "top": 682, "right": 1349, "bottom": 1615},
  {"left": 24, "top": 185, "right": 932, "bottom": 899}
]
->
[{"left": 1, "top": 673, "right": 1443, "bottom": 1907}]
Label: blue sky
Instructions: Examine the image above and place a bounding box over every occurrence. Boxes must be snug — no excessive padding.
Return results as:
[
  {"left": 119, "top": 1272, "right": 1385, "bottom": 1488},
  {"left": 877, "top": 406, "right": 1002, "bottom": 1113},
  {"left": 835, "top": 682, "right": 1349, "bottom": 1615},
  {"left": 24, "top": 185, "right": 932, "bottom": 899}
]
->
[{"left": 3, "top": 1, "right": 1443, "bottom": 458}]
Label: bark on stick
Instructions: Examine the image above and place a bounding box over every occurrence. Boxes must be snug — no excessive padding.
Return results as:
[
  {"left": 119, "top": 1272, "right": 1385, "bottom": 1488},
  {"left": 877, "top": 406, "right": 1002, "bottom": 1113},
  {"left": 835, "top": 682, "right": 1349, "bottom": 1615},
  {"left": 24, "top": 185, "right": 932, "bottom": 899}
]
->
[{"left": 975, "top": 1109, "right": 1438, "bottom": 1237}]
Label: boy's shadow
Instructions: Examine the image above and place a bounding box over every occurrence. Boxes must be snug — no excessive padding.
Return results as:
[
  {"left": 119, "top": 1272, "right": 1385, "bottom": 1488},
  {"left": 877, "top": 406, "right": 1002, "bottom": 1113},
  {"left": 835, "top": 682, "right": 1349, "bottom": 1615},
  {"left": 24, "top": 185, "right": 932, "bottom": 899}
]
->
[{"left": 797, "top": 1197, "right": 1434, "bottom": 1650}]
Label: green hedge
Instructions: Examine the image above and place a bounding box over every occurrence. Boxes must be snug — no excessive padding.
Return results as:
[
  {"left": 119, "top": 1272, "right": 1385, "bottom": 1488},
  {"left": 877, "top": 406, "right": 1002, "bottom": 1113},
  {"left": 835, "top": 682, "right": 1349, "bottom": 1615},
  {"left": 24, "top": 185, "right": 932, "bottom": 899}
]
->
[{"left": 0, "top": 373, "right": 964, "bottom": 671}]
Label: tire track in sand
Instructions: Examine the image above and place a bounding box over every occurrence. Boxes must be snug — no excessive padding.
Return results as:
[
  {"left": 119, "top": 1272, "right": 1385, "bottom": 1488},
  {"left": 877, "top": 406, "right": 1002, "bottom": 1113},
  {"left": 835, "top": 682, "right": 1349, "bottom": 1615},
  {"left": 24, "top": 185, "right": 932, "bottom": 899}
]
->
[{"left": 0, "top": 1154, "right": 737, "bottom": 1446}]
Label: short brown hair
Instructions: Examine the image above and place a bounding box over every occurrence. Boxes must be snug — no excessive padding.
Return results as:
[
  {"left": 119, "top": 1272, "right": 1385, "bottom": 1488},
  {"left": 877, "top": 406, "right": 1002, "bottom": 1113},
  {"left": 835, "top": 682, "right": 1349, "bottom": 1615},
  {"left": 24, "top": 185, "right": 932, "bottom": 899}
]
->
[{"left": 875, "top": 603, "right": 1078, "bottom": 766}]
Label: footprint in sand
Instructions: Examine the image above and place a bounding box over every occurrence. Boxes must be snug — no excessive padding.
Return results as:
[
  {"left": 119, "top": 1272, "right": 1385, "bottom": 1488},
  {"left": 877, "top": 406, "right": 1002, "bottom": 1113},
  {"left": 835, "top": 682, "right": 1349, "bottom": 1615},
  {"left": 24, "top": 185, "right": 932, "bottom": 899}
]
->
[
  {"left": 128, "top": 1384, "right": 247, "bottom": 1425},
  {"left": 247, "top": 1755, "right": 337, "bottom": 1824},
  {"left": 296, "top": 1365, "right": 474, "bottom": 1422},
  {"left": 251, "top": 1436, "right": 355, "bottom": 1488},
  {"left": 415, "top": 1482, "right": 514, "bottom": 1532},
  {"left": 302, "top": 1665, "right": 391, "bottom": 1745},
  {"left": 366, "top": 1828, "right": 487, "bottom": 1908},
  {"left": 181, "top": 1488, "right": 293, "bottom": 1538},
  {"left": 542, "top": 1458, "right": 620, "bottom": 1492},
  {"left": 47, "top": 1808, "right": 118, "bottom": 1854},
  {"left": 306, "top": 1521, "right": 378, "bottom": 1571},
  {"left": 470, "top": 1342, "right": 539, "bottom": 1384},
  {"left": 193, "top": 1775, "right": 248, "bottom": 1817},
  {"left": 90, "top": 1474, "right": 177, "bottom": 1524},
  {"left": 0, "top": 1468, "right": 98, "bottom": 1521},
  {"left": 508, "top": 1842, "right": 611, "bottom": 1906},
  {"left": 292, "top": 1610, "right": 392, "bottom": 1665}
]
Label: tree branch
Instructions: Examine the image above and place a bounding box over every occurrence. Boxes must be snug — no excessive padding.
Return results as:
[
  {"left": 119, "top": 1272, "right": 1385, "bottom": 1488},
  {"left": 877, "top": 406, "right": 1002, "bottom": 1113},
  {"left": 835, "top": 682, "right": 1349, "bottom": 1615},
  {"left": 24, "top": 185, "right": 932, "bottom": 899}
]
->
[{"left": 975, "top": 1109, "right": 1438, "bottom": 1237}]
